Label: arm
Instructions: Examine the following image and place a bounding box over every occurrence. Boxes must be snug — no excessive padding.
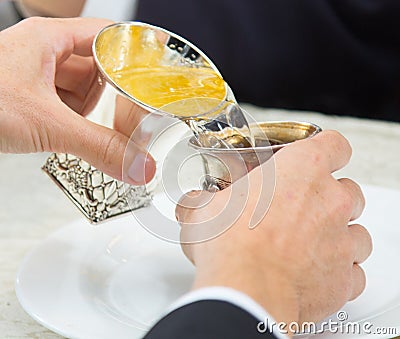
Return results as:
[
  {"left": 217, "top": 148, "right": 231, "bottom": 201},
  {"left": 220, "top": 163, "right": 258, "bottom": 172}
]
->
[
  {"left": 145, "top": 298, "right": 280, "bottom": 339},
  {"left": 15, "top": 0, "right": 86, "bottom": 17}
]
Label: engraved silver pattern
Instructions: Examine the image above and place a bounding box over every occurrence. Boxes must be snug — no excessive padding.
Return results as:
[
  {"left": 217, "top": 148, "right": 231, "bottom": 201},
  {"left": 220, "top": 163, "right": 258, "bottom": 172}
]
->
[{"left": 42, "top": 153, "right": 151, "bottom": 224}]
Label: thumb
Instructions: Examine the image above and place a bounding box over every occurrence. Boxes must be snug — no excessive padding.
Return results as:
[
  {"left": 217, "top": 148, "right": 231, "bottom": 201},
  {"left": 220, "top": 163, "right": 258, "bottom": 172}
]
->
[
  {"left": 176, "top": 189, "right": 219, "bottom": 264},
  {"left": 52, "top": 113, "right": 156, "bottom": 185},
  {"left": 176, "top": 190, "right": 203, "bottom": 264}
]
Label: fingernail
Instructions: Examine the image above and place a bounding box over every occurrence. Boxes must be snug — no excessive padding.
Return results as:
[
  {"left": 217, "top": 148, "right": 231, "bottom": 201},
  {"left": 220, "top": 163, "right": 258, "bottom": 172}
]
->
[{"left": 128, "top": 153, "right": 153, "bottom": 185}]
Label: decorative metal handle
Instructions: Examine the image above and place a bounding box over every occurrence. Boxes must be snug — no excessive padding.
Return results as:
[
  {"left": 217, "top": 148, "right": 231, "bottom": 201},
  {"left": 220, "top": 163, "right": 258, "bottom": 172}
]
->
[{"left": 42, "top": 153, "right": 151, "bottom": 224}]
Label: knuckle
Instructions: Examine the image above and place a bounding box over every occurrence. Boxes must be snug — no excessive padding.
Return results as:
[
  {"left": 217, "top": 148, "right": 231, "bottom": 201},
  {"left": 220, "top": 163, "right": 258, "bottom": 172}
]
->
[
  {"left": 340, "top": 233, "right": 356, "bottom": 261},
  {"left": 342, "top": 178, "right": 365, "bottom": 216},
  {"left": 100, "top": 134, "right": 122, "bottom": 167},
  {"left": 358, "top": 224, "right": 373, "bottom": 256},
  {"left": 323, "top": 129, "right": 344, "bottom": 143},
  {"left": 351, "top": 265, "right": 366, "bottom": 300},
  {"left": 22, "top": 16, "right": 44, "bottom": 26},
  {"left": 324, "top": 129, "right": 343, "bottom": 140},
  {"left": 365, "top": 231, "right": 373, "bottom": 254},
  {"left": 21, "top": 17, "right": 47, "bottom": 33},
  {"left": 356, "top": 185, "right": 366, "bottom": 211},
  {"left": 358, "top": 265, "right": 367, "bottom": 287},
  {"left": 336, "top": 188, "right": 354, "bottom": 216},
  {"left": 307, "top": 147, "right": 323, "bottom": 166},
  {"left": 322, "top": 130, "right": 352, "bottom": 156}
]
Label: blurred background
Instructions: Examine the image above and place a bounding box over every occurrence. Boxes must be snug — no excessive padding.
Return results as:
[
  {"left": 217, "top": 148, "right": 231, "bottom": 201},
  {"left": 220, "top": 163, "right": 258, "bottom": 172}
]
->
[
  {"left": 0, "top": 1, "right": 19, "bottom": 30},
  {"left": 2, "top": 0, "right": 400, "bottom": 122},
  {"left": 0, "top": 0, "right": 137, "bottom": 30}
]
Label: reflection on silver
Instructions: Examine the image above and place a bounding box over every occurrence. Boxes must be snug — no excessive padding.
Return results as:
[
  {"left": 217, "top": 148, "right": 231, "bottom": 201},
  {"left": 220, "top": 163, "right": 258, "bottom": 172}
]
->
[
  {"left": 190, "top": 121, "right": 322, "bottom": 191},
  {"left": 88, "top": 21, "right": 224, "bottom": 116}
]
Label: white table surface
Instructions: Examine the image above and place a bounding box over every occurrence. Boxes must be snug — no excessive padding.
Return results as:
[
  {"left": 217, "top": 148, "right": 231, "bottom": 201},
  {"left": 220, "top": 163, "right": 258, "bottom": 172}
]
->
[{"left": 1, "top": 106, "right": 400, "bottom": 338}]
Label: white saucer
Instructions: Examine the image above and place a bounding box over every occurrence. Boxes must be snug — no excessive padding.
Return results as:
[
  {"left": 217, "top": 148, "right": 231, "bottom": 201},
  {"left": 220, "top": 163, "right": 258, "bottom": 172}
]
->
[
  {"left": 16, "top": 212, "right": 195, "bottom": 339},
  {"left": 15, "top": 185, "right": 400, "bottom": 339}
]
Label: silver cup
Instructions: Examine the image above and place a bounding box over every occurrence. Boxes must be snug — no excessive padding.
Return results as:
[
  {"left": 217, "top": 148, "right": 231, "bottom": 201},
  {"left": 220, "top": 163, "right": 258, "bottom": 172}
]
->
[
  {"left": 190, "top": 121, "right": 321, "bottom": 191},
  {"left": 42, "top": 22, "right": 235, "bottom": 224}
]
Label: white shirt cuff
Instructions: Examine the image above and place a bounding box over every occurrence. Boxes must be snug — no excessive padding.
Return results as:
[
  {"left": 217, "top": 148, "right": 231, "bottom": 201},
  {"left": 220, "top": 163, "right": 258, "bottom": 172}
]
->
[{"left": 166, "top": 286, "right": 289, "bottom": 339}]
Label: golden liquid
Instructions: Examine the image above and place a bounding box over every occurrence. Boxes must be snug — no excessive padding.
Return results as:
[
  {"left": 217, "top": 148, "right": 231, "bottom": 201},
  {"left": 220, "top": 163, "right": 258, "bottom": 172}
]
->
[
  {"left": 98, "top": 25, "right": 227, "bottom": 117},
  {"left": 109, "top": 63, "right": 254, "bottom": 147},
  {"left": 109, "top": 66, "right": 227, "bottom": 116},
  {"left": 97, "top": 25, "right": 253, "bottom": 147}
]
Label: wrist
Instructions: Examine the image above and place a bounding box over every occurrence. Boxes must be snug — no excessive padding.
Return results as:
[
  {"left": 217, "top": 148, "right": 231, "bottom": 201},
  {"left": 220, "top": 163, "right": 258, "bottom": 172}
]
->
[{"left": 191, "top": 253, "right": 300, "bottom": 335}]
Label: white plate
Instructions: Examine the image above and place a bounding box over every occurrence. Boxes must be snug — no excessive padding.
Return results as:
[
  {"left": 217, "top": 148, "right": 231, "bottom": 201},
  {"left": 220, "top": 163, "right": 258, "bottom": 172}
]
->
[{"left": 16, "top": 185, "right": 400, "bottom": 339}]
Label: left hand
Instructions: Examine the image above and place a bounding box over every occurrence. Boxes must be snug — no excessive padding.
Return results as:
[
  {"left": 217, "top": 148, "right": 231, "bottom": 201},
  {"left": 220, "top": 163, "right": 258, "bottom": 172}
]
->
[{"left": 176, "top": 130, "right": 372, "bottom": 334}]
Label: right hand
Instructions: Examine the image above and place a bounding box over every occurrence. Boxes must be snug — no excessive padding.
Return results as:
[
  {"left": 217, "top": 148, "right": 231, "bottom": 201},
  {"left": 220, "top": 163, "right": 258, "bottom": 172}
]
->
[
  {"left": 0, "top": 17, "right": 155, "bottom": 185},
  {"left": 176, "top": 130, "right": 372, "bottom": 334}
]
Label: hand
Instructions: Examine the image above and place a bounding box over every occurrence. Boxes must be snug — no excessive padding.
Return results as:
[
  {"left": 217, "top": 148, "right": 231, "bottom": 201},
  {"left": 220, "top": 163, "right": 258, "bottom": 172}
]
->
[
  {"left": 0, "top": 17, "right": 155, "bottom": 184},
  {"left": 176, "top": 130, "right": 372, "bottom": 335}
]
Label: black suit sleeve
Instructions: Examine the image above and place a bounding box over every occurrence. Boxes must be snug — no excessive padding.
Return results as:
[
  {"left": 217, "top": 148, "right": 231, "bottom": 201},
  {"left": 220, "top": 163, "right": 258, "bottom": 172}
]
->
[{"left": 143, "top": 300, "right": 278, "bottom": 339}]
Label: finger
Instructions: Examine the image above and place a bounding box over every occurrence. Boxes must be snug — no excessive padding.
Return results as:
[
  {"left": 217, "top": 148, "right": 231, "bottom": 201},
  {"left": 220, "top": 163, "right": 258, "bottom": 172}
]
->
[
  {"left": 17, "top": 17, "right": 111, "bottom": 62},
  {"left": 178, "top": 193, "right": 195, "bottom": 263},
  {"left": 338, "top": 178, "right": 366, "bottom": 221},
  {"left": 177, "top": 190, "right": 217, "bottom": 264},
  {"left": 49, "top": 107, "right": 156, "bottom": 185},
  {"left": 180, "top": 242, "right": 195, "bottom": 265},
  {"left": 55, "top": 55, "right": 97, "bottom": 95},
  {"left": 9, "top": 17, "right": 111, "bottom": 93},
  {"left": 175, "top": 190, "right": 215, "bottom": 222},
  {"left": 56, "top": 56, "right": 100, "bottom": 115},
  {"left": 282, "top": 130, "right": 352, "bottom": 173},
  {"left": 57, "top": 89, "right": 86, "bottom": 114},
  {"left": 348, "top": 224, "right": 373, "bottom": 264},
  {"left": 47, "top": 17, "right": 113, "bottom": 61},
  {"left": 176, "top": 188, "right": 238, "bottom": 244},
  {"left": 349, "top": 264, "right": 366, "bottom": 301},
  {"left": 114, "top": 96, "right": 151, "bottom": 139}
]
